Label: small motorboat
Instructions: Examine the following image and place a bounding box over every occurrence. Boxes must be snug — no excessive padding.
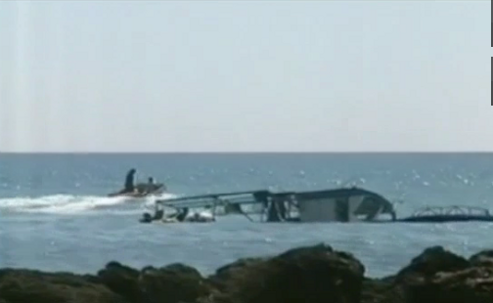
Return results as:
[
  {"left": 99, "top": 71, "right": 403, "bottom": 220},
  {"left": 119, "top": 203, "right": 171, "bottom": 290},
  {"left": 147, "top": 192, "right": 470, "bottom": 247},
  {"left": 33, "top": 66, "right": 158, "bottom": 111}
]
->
[{"left": 108, "top": 182, "right": 166, "bottom": 198}]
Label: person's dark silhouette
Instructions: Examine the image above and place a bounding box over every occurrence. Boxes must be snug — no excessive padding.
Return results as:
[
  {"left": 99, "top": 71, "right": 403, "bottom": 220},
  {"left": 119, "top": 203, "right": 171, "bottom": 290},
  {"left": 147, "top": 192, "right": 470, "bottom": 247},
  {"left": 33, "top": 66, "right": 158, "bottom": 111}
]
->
[
  {"left": 124, "top": 168, "right": 136, "bottom": 193},
  {"left": 176, "top": 208, "right": 189, "bottom": 222}
]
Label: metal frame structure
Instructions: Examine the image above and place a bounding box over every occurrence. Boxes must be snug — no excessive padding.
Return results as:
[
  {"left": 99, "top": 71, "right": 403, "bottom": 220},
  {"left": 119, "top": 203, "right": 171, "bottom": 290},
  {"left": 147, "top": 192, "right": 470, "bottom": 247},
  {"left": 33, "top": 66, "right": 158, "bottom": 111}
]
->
[
  {"left": 152, "top": 187, "right": 396, "bottom": 223},
  {"left": 410, "top": 205, "right": 491, "bottom": 217}
]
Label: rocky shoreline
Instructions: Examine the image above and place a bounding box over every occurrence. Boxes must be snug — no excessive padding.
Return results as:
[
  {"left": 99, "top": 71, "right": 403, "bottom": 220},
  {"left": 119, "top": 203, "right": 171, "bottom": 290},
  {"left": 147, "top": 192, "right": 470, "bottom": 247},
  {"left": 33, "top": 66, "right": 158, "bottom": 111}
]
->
[{"left": 1, "top": 243, "right": 492, "bottom": 303}]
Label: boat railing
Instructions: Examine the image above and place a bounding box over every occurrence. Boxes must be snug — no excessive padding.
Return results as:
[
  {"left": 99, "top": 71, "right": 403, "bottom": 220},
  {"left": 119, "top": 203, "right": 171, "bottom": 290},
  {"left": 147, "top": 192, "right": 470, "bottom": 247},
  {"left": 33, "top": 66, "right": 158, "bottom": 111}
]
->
[{"left": 411, "top": 205, "right": 491, "bottom": 217}]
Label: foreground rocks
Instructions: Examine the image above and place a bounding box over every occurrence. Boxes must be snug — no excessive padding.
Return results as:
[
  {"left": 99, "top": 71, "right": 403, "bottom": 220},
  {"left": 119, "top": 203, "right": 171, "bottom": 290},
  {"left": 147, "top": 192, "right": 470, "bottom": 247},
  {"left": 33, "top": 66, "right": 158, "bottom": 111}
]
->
[{"left": 1, "top": 244, "right": 492, "bottom": 303}]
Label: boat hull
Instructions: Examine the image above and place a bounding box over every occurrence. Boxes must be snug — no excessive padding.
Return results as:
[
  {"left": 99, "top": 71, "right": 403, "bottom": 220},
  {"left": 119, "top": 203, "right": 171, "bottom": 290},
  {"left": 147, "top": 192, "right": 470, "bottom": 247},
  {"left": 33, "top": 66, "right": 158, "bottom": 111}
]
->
[{"left": 107, "top": 183, "right": 165, "bottom": 198}]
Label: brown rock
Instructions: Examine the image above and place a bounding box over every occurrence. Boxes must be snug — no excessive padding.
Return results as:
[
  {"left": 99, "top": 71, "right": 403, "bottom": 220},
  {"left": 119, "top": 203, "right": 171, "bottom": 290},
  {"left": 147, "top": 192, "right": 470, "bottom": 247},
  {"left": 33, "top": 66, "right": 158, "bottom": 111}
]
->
[
  {"left": 213, "top": 243, "right": 365, "bottom": 303},
  {"left": 361, "top": 278, "right": 405, "bottom": 303},
  {"left": 209, "top": 257, "right": 266, "bottom": 291},
  {"left": 138, "top": 263, "right": 212, "bottom": 303},
  {"left": 0, "top": 268, "right": 125, "bottom": 303},
  {"left": 2, "top": 244, "right": 493, "bottom": 303},
  {"left": 97, "top": 261, "right": 215, "bottom": 303},
  {"left": 394, "top": 246, "right": 470, "bottom": 284},
  {"left": 97, "top": 261, "right": 141, "bottom": 302},
  {"left": 405, "top": 266, "right": 493, "bottom": 303},
  {"left": 470, "top": 250, "right": 493, "bottom": 267}
]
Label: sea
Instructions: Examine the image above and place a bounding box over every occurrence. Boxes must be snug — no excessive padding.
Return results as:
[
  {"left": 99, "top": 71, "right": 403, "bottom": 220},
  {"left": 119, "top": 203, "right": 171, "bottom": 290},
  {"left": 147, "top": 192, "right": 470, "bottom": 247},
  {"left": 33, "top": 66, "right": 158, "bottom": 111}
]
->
[{"left": 1, "top": 153, "right": 493, "bottom": 278}]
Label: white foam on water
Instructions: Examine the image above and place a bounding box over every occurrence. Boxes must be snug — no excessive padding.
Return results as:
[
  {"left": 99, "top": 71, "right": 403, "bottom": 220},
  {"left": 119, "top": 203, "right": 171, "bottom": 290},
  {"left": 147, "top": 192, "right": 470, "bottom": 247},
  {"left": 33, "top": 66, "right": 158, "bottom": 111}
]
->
[{"left": 0, "top": 192, "right": 178, "bottom": 215}]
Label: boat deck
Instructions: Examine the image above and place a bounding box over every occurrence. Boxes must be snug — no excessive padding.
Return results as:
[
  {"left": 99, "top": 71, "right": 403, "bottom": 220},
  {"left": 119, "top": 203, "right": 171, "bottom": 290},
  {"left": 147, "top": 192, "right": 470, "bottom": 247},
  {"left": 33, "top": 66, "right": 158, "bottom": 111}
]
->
[{"left": 156, "top": 190, "right": 271, "bottom": 208}]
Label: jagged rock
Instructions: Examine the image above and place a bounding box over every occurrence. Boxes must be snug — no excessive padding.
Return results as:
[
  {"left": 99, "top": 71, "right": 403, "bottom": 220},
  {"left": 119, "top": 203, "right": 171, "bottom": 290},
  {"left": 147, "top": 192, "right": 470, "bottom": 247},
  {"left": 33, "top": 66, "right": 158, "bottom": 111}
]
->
[
  {"left": 97, "top": 261, "right": 141, "bottom": 302},
  {"left": 0, "top": 269, "right": 125, "bottom": 303},
  {"left": 209, "top": 257, "right": 266, "bottom": 291},
  {"left": 2, "top": 244, "right": 493, "bottom": 303},
  {"left": 213, "top": 243, "right": 365, "bottom": 303},
  {"left": 405, "top": 266, "right": 493, "bottom": 303},
  {"left": 97, "top": 261, "right": 213, "bottom": 303},
  {"left": 361, "top": 278, "right": 405, "bottom": 303},
  {"left": 138, "top": 263, "right": 212, "bottom": 303},
  {"left": 394, "top": 246, "right": 470, "bottom": 284},
  {"left": 470, "top": 250, "right": 493, "bottom": 267}
]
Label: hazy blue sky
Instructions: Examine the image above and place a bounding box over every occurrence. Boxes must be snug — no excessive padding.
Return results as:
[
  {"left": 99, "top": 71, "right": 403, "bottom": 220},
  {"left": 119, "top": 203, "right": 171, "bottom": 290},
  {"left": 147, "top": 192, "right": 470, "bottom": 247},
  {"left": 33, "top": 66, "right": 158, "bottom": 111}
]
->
[{"left": 0, "top": 1, "right": 490, "bottom": 152}]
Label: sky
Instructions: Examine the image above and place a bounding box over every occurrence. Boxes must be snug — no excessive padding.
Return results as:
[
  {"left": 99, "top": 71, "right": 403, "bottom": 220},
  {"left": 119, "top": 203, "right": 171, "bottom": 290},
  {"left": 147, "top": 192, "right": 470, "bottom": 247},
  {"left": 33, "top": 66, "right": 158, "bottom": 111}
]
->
[{"left": 0, "top": 1, "right": 490, "bottom": 152}]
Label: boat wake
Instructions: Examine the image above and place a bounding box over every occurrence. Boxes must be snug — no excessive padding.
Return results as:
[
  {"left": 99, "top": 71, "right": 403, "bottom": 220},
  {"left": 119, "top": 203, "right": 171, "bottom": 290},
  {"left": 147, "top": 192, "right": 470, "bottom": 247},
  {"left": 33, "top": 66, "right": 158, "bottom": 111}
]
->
[{"left": 0, "top": 192, "right": 178, "bottom": 215}]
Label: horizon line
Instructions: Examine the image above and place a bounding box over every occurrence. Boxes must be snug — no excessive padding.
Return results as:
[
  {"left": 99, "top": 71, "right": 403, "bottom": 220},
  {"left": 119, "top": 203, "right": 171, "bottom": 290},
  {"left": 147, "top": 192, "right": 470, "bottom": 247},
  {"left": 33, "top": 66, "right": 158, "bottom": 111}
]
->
[{"left": 2, "top": 151, "right": 493, "bottom": 155}]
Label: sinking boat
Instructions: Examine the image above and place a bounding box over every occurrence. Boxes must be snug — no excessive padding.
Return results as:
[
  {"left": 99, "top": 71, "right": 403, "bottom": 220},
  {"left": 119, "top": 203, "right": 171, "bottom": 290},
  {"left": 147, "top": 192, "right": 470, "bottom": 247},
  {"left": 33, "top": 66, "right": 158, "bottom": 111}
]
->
[
  {"left": 108, "top": 182, "right": 166, "bottom": 198},
  {"left": 146, "top": 187, "right": 397, "bottom": 223},
  {"left": 145, "top": 187, "right": 493, "bottom": 224}
]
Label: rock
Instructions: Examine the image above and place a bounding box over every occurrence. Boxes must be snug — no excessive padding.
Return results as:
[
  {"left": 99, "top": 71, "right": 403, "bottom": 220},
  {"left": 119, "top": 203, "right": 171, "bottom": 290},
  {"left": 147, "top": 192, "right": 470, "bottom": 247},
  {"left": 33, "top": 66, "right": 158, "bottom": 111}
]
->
[
  {"left": 394, "top": 246, "right": 470, "bottom": 284},
  {"left": 209, "top": 257, "right": 267, "bottom": 291},
  {"left": 97, "top": 261, "right": 141, "bottom": 302},
  {"left": 138, "top": 263, "right": 212, "bottom": 303},
  {"left": 213, "top": 243, "right": 365, "bottom": 303},
  {"left": 405, "top": 266, "right": 493, "bottom": 303},
  {"left": 470, "top": 250, "right": 493, "bottom": 267},
  {"left": 388, "top": 246, "right": 493, "bottom": 303},
  {"left": 2, "top": 244, "right": 493, "bottom": 303},
  {"left": 361, "top": 278, "right": 405, "bottom": 303},
  {"left": 0, "top": 268, "right": 125, "bottom": 303},
  {"left": 97, "top": 261, "right": 214, "bottom": 303}
]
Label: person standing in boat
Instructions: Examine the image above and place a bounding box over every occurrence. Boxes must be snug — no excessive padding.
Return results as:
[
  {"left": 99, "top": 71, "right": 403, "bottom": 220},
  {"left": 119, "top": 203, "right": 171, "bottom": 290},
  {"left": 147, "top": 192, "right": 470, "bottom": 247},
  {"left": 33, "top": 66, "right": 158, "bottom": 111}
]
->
[{"left": 124, "top": 168, "right": 137, "bottom": 193}]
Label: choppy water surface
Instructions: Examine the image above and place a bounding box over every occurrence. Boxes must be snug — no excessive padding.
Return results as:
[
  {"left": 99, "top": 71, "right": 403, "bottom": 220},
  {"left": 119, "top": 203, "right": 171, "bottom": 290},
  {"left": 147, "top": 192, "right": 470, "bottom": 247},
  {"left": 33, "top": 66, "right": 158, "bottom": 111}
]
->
[{"left": 1, "top": 153, "right": 493, "bottom": 277}]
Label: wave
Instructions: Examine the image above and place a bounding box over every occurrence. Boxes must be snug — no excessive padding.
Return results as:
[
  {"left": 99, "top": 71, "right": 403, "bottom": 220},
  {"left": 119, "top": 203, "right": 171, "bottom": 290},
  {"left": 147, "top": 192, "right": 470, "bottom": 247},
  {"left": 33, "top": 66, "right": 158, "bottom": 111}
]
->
[{"left": 0, "top": 192, "right": 178, "bottom": 215}]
